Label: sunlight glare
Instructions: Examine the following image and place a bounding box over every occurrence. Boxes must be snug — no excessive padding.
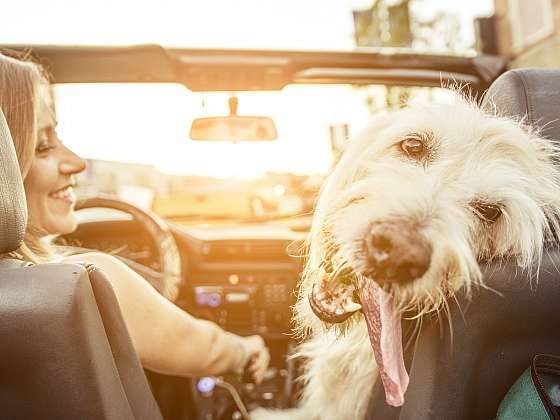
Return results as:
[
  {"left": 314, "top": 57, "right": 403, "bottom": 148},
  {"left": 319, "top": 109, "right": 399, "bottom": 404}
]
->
[{"left": 54, "top": 83, "right": 371, "bottom": 179}]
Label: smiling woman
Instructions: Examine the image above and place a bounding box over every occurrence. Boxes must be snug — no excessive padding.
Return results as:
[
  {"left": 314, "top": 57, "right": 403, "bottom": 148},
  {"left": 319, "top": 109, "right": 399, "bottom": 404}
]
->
[{"left": 24, "top": 86, "right": 86, "bottom": 235}]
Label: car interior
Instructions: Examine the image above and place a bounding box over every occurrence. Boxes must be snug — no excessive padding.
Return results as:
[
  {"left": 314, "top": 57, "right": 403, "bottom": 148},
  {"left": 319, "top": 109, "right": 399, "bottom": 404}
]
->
[{"left": 1, "top": 43, "right": 560, "bottom": 420}]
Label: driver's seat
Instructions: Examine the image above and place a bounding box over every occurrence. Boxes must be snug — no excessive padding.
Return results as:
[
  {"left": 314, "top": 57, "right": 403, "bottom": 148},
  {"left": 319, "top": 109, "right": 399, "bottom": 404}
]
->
[{"left": 0, "top": 107, "right": 163, "bottom": 419}]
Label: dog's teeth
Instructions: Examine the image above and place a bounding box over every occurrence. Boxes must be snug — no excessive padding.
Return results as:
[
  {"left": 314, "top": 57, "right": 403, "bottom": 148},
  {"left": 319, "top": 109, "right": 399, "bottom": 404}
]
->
[
  {"left": 335, "top": 308, "right": 345, "bottom": 315},
  {"left": 343, "top": 300, "right": 362, "bottom": 312},
  {"left": 315, "top": 292, "right": 327, "bottom": 301}
]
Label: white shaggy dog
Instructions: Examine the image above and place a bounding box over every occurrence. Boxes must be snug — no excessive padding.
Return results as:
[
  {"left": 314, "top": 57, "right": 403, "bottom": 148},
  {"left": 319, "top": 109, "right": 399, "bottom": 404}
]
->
[{"left": 252, "top": 98, "right": 560, "bottom": 420}]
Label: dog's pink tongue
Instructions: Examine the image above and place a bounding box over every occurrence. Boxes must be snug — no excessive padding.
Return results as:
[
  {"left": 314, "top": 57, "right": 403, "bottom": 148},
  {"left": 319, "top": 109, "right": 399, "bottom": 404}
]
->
[{"left": 358, "top": 281, "right": 409, "bottom": 407}]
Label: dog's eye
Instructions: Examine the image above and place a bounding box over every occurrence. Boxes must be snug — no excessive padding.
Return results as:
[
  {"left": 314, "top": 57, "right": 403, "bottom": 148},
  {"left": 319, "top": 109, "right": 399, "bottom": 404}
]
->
[
  {"left": 472, "top": 201, "right": 503, "bottom": 223},
  {"left": 400, "top": 136, "right": 425, "bottom": 158}
]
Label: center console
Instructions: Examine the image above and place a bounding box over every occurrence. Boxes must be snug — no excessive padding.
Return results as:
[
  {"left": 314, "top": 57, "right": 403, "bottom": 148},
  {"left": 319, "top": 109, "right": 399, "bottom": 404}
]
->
[
  {"left": 189, "top": 271, "right": 294, "bottom": 335},
  {"left": 170, "top": 233, "right": 305, "bottom": 419},
  {"left": 191, "top": 338, "right": 298, "bottom": 419},
  {"left": 176, "top": 264, "right": 301, "bottom": 418}
]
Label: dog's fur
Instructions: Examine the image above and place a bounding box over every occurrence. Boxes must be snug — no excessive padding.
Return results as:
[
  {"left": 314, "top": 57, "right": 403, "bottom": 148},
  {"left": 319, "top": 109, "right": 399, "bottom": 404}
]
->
[{"left": 252, "top": 98, "right": 560, "bottom": 420}]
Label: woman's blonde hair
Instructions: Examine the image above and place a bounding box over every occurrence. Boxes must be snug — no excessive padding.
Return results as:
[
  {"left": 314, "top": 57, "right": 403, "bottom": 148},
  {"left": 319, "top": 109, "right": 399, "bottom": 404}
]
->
[{"left": 0, "top": 51, "right": 54, "bottom": 263}]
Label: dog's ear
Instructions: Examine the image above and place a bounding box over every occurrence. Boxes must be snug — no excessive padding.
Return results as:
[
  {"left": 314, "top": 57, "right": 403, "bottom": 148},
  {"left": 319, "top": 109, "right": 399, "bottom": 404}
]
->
[{"left": 473, "top": 112, "right": 560, "bottom": 267}]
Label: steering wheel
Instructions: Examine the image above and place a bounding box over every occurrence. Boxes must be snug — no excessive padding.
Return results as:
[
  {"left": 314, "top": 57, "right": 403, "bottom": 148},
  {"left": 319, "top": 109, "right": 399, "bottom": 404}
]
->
[{"left": 74, "top": 195, "right": 182, "bottom": 301}]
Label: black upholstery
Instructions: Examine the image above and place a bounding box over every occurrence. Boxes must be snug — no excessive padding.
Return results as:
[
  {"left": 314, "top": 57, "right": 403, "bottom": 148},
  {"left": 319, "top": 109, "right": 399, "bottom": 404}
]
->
[
  {"left": 0, "top": 262, "right": 162, "bottom": 420},
  {"left": 0, "top": 108, "right": 27, "bottom": 253},
  {"left": 367, "top": 254, "right": 560, "bottom": 420},
  {"left": 365, "top": 68, "right": 560, "bottom": 420},
  {"left": 87, "top": 264, "right": 164, "bottom": 420},
  {"left": 481, "top": 68, "right": 560, "bottom": 140}
]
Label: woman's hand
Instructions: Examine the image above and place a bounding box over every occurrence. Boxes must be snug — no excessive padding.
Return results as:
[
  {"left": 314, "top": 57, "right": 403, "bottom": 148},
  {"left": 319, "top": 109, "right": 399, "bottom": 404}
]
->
[{"left": 239, "top": 335, "right": 270, "bottom": 384}]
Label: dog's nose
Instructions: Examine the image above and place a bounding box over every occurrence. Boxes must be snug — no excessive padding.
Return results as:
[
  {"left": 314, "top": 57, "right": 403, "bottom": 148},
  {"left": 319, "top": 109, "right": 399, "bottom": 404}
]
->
[{"left": 365, "top": 223, "right": 432, "bottom": 286}]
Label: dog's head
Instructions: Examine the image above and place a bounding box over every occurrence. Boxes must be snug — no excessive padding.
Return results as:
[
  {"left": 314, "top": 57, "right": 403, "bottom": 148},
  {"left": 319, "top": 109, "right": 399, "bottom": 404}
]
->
[{"left": 298, "top": 99, "right": 560, "bottom": 333}]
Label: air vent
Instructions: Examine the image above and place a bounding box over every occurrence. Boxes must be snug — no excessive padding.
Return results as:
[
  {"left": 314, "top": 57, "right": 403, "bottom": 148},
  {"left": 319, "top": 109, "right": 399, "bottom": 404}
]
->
[{"left": 200, "top": 240, "right": 291, "bottom": 261}]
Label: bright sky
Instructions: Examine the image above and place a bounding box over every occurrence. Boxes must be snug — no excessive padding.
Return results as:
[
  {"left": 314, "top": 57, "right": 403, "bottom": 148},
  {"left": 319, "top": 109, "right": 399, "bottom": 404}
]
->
[{"left": 2, "top": 0, "right": 493, "bottom": 178}]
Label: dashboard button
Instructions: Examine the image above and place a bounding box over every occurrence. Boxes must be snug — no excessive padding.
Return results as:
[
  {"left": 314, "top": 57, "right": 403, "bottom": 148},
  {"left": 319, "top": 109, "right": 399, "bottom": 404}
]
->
[{"left": 208, "top": 293, "right": 221, "bottom": 307}]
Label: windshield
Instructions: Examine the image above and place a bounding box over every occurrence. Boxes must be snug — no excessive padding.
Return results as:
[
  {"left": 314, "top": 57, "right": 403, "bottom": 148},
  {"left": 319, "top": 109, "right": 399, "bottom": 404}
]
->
[{"left": 54, "top": 83, "right": 456, "bottom": 222}]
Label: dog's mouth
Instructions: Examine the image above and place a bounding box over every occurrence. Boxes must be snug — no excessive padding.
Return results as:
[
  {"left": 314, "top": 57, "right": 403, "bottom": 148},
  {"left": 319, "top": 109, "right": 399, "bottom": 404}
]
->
[
  {"left": 308, "top": 269, "right": 362, "bottom": 324},
  {"left": 308, "top": 267, "right": 409, "bottom": 407}
]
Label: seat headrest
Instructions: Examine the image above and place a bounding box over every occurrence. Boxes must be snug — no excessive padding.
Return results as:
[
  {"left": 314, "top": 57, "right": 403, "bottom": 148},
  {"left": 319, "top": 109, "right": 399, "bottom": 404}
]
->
[
  {"left": 0, "top": 108, "right": 27, "bottom": 253},
  {"left": 481, "top": 68, "right": 560, "bottom": 141}
]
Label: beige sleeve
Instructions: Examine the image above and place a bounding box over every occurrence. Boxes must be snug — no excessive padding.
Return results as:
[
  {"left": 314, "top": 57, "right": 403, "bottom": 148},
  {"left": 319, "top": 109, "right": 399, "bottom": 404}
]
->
[{"left": 62, "top": 252, "right": 247, "bottom": 377}]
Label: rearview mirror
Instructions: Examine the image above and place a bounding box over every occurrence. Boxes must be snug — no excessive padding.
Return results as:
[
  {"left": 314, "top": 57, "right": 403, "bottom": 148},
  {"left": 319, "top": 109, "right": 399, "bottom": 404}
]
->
[
  {"left": 190, "top": 115, "right": 278, "bottom": 141},
  {"left": 189, "top": 96, "right": 278, "bottom": 141}
]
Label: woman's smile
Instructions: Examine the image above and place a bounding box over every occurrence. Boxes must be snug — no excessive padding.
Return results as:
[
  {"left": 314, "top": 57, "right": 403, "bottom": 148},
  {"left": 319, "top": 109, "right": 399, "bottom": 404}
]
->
[{"left": 48, "top": 185, "right": 76, "bottom": 205}]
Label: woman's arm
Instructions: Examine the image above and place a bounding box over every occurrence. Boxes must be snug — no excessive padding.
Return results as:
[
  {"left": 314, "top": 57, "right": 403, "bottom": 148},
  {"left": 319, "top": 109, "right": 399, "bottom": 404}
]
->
[{"left": 62, "top": 252, "right": 269, "bottom": 379}]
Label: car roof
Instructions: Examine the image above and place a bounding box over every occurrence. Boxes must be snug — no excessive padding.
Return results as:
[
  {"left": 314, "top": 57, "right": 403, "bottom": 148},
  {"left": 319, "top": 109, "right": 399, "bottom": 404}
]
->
[{"left": 3, "top": 44, "right": 507, "bottom": 93}]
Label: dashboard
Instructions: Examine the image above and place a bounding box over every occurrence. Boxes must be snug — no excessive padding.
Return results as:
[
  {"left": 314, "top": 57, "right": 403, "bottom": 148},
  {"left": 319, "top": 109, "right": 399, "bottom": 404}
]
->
[
  {"left": 172, "top": 223, "right": 306, "bottom": 417},
  {"left": 61, "top": 216, "right": 309, "bottom": 418},
  {"left": 172, "top": 223, "right": 304, "bottom": 336}
]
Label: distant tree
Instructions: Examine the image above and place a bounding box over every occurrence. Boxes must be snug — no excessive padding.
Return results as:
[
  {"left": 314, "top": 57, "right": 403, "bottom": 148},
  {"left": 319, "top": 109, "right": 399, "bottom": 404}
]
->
[
  {"left": 353, "top": 0, "right": 412, "bottom": 48},
  {"left": 353, "top": 0, "right": 414, "bottom": 111},
  {"left": 411, "top": 10, "right": 463, "bottom": 52},
  {"left": 353, "top": 0, "right": 464, "bottom": 112}
]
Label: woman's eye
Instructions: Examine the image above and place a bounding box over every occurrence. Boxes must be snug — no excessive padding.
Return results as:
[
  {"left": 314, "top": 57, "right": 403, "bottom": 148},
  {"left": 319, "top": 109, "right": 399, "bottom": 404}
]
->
[
  {"left": 400, "top": 136, "right": 425, "bottom": 158},
  {"left": 472, "top": 201, "right": 503, "bottom": 223},
  {"left": 36, "top": 140, "right": 53, "bottom": 154}
]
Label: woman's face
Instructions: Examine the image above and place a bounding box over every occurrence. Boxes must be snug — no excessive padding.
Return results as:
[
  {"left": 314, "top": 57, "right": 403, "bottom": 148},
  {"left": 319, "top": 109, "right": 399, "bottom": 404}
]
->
[{"left": 23, "top": 90, "right": 86, "bottom": 235}]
